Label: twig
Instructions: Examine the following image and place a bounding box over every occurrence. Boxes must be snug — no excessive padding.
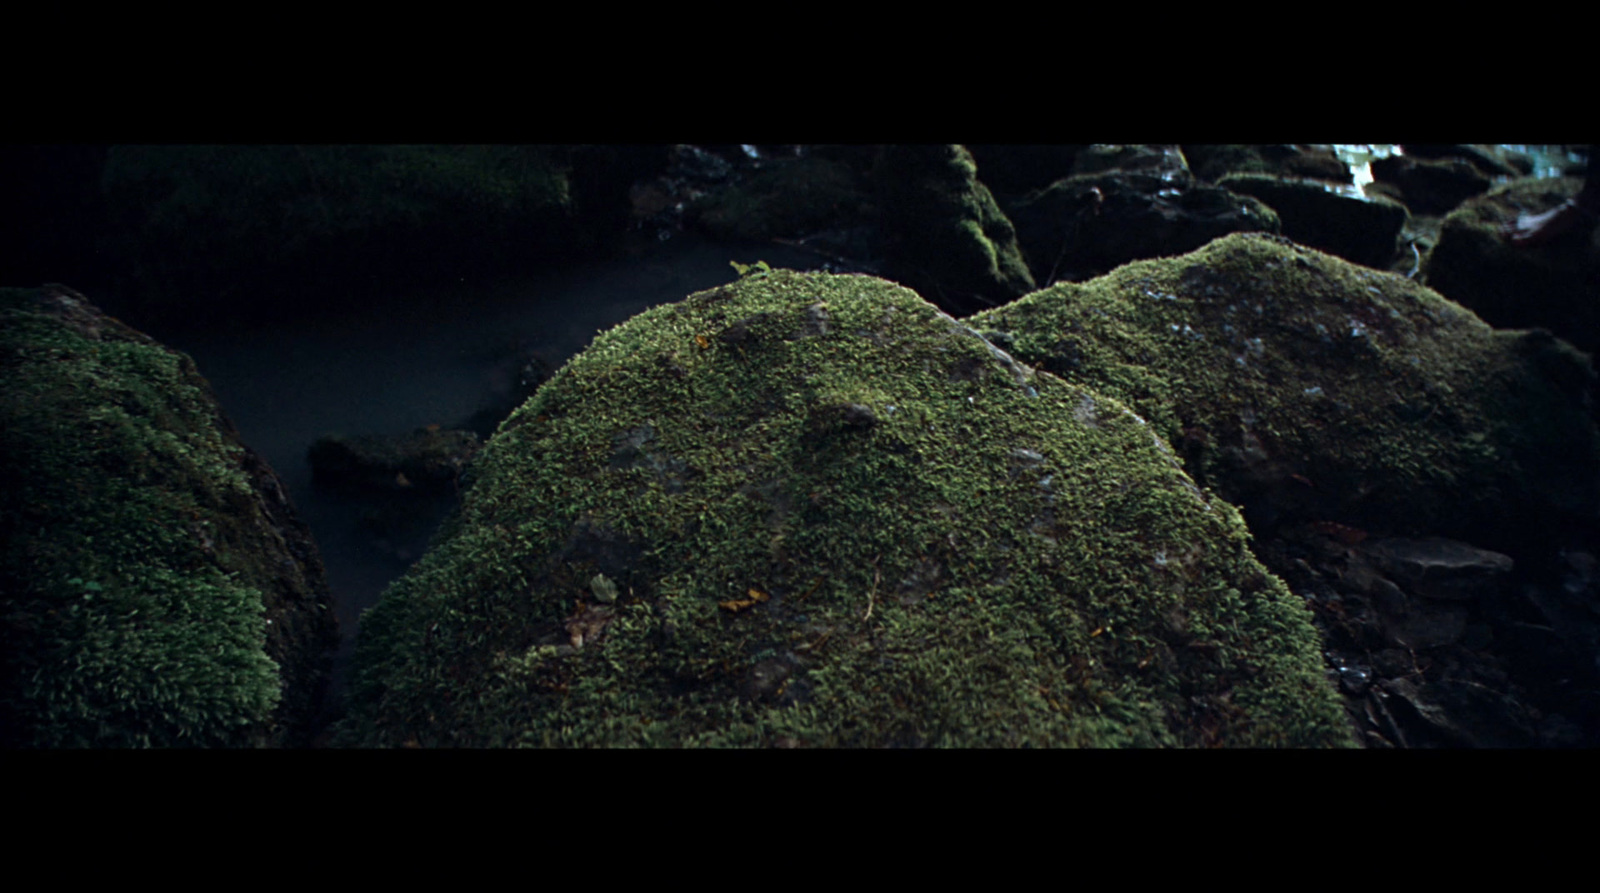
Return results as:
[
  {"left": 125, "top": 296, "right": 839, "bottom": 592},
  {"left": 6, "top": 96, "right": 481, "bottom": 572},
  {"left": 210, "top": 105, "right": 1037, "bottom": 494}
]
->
[{"left": 863, "top": 554, "right": 881, "bottom": 621}]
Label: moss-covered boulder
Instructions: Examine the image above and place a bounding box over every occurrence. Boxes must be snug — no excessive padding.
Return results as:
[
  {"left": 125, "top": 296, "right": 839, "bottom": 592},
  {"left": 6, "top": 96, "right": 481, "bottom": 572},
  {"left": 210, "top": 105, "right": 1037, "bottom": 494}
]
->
[
  {"left": 1006, "top": 172, "right": 1280, "bottom": 284},
  {"left": 1421, "top": 177, "right": 1600, "bottom": 359},
  {"left": 968, "top": 233, "right": 1600, "bottom": 551},
  {"left": 1219, "top": 173, "right": 1408, "bottom": 268},
  {"left": 102, "top": 145, "right": 660, "bottom": 323},
  {"left": 335, "top": 268, "right": 1351, "bottom": 747},
  {"left": 874, "top": 145, "right": 1036, "bottom": 316},
  {"left": 686, "top": 156, "right": 865, "bottom": 243},
  {"left": 0, "top": 286, "right": 339, "bottom": 746}
]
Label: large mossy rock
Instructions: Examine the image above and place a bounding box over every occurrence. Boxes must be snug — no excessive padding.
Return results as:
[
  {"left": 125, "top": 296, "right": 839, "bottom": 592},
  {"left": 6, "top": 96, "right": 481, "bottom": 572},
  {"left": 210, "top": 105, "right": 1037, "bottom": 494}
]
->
[
  {"left": 102, "top": 145, "right": 659, "bottom": 323},
  {"left": 874, "top": 145, "right": 1036, "bottom": 316},
  {"left": 968, "top": 233, "right": 1600, "bottom": 551},
  {"left": 0, "top": 286, "right": 339, "bottom": 747},
  {"left": 336, "top": 268, "right": 1351, "bottom": 747},
  {"left": 1219, "top": 173, "right": 1407, "bottom": 269},
  {"left": 1422, "top": 177, "right": 1600, "bottom": 359}
]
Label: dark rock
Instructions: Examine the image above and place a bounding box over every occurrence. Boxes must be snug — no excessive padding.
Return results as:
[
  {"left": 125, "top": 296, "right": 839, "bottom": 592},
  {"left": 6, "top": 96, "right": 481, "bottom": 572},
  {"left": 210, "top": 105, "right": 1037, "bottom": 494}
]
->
[
  {"left": 1357, "top": 537, "right": 1513, "bottom": 602},
  {"left": 1184, "top": 145, "right": 1352, "bottom": 184},
  {"left": 669, "top": 144, "right": 734, "bottom": 184},
  {"left": 1421, "top": 176, "right": 1600, "bottom": 359},
  {"left": 1073, "top": 145, "right": 1192, "bottom": 182},
  {"left": 1218, "top": 173, "right": 1408, "bottom": 268},
  {"left": 1007, "top": 171, "right": 1280, "bottom": 285},
  {"left": 1371, "top": 155, "right": 1492, "bottom": 215},
  {"left": 1380, "top": 600, "right": 1470, "bottom": 649},
  {"left": 966, "top": 145, "right": 1086, "bottom": 195},
  {"left": 308, "top": 427, "right": 479, "bottom": 494},
  {"left": 1381, "top": 676, "right": 1537, "bottom": 748}
]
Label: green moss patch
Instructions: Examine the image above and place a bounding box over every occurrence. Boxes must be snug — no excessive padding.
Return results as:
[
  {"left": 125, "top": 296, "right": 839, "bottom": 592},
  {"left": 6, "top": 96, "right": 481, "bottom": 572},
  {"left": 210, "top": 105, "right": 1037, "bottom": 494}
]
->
[
  {"left": 969, "top": 233, "right": 1600, "bottom": 549},
  {"left": 337, "top": 268, "right": 1350, "bottom": 747},
  {"left": 0, "top": 287, "right": 337, "bottom": 746},
  {"left": 875, "top": 145, "right": 1036, "bottom": 315}
]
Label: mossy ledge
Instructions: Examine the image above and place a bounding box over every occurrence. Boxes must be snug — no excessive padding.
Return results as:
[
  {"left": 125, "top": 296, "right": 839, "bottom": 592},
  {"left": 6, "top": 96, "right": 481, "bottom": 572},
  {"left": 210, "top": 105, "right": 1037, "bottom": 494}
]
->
[{"left": 336, "top": 269, "right": 1350, "bottom": 747}]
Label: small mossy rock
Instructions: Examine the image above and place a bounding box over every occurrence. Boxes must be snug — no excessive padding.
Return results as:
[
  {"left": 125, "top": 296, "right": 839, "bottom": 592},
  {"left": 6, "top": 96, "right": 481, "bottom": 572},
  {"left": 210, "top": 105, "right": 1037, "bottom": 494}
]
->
[
  {"left": 687, "top": 156, "right": 864, "bottom": 243},
  {"left": 1421, "top": 177, "right": 1600, "bottom": 359},
  {"left": 1007, "top": 171, "right": 1280, "bottom": 284},
  {"left": 1370, "top": 155, "right": 1492, "bottom": 216},
  {"left": 1219, "top": 173, "right": 1407, "bottom": 268},
  {"left": 0, "top": 286, "right": 339, "bottom": 747},
  {"left": 1183, "top": 145, "right": 1352, "bottom": 185},
  {"left": 969, "top": 233, "right": 1600, "bottom": 551},
  {"left": 335, "top": 268, "right": 1352, "bottom": 747},
  {"left": 874, "top": 145, "right": 1036, "bottom": 316}
]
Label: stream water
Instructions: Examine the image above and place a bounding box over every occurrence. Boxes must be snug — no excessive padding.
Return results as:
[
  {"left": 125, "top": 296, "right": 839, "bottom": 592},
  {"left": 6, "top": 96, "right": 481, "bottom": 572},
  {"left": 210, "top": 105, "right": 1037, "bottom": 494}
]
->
[{"left": 129, "top": 229, "right": 825, "bottom": 703}]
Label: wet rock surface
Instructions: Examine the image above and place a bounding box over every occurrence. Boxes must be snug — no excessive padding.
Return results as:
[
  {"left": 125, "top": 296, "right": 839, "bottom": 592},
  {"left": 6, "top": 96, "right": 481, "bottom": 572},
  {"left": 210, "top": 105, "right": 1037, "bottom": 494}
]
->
[
  {"left": 0, "top": 285, "right": 338, "bottom": 746},
  {"left": 1263, "top": 525, "right": 1597, "bottom": 747}
]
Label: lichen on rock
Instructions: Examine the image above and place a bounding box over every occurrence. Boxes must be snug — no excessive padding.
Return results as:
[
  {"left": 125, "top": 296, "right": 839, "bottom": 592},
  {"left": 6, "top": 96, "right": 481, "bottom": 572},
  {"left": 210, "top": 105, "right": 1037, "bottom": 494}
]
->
[{"left": 336, "top": 268, "right": 1350, "bottom": 747}]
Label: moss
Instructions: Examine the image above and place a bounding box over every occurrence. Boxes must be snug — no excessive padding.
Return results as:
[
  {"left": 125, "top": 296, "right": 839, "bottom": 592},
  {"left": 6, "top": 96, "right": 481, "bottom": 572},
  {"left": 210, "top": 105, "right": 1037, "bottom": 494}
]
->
[
  {"left": 0, "top": 287, "right": 336, "bottom": 746},
  {"left": 874, "top": 145, "right": 1036, "bottom": 315},
  {"left": 969, "top": 233, "right": 1600, "bottom": 550},
  {"left": 336, "top": 268, "right": 1350, "bottom": 747}
]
